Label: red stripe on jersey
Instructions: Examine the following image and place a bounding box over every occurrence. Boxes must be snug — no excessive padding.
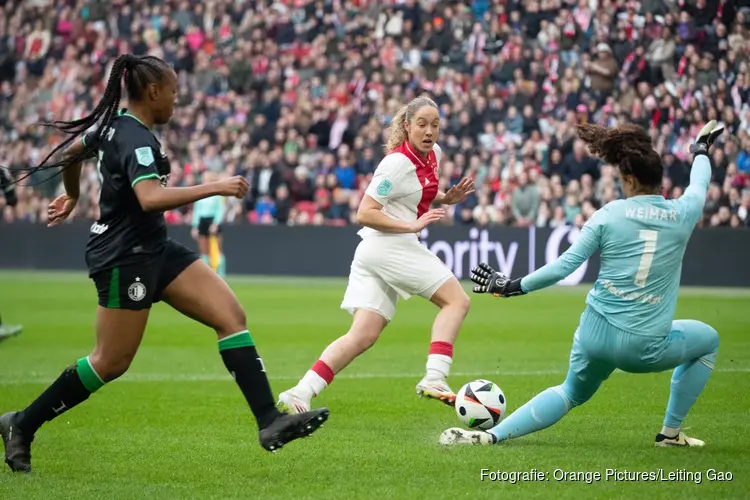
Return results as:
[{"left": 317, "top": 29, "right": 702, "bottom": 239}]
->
[
  {"left": 393, "top": 141, "right": 439, "bottom": 218},
  {"left": 402, "top": 140, "right": 427, "bottom": 167}
]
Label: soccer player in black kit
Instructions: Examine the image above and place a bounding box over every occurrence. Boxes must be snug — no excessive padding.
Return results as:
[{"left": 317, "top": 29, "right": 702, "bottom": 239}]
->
[{"left": 0, "top": 54, "right": 328, "bottom": 473}]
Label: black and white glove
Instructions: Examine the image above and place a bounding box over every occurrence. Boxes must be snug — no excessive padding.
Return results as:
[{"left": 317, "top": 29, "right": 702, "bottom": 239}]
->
[
  {"left": 470, "top": 263, "right": 526, "bottom": 298},
  {"left": 688, "top": 120, "right": 724, "bottom": 157}
]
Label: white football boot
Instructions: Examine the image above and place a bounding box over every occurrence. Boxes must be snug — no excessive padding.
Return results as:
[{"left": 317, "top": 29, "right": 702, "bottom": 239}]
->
[
  {"left": 655, "top": 431, "right": 705, "bottom": 447},
  {"left": 277, "top": 387, "right": 312, "bottom": 414},
  {"left": 416, "top": 377, "right": 456, "bottom": 406},
  {"left": 439, "top": 427, "right": 497, "bottom": 446}
]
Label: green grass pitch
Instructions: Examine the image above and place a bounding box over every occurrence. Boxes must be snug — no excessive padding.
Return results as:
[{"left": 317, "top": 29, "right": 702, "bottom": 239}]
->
[{"left": 0, "top": 271, "right": 748, "bottom": 499}]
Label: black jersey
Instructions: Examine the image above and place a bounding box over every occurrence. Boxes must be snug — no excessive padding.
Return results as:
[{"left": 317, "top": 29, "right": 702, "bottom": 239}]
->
[{"left": 82, "top": 111, "right": 171, "bottom": 275}]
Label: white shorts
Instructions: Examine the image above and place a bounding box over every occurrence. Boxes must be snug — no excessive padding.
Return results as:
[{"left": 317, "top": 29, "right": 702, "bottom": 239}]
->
[{"left": 340, "top": 235, "right": 455, "bottom": 322}]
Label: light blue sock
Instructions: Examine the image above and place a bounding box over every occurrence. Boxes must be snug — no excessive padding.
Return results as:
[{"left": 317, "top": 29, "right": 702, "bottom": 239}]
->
[
  {"left": 664, "top": 358, "right": 713, "bottom": 428},
  {"left": 488, "top": 386, "right": 571, "bottom": 443},
  {"left": 200, "top": 254, "right": 210, "bottom": 266},
  {"left": 217, "top": 254, "right": 226, "bottom": 278}
]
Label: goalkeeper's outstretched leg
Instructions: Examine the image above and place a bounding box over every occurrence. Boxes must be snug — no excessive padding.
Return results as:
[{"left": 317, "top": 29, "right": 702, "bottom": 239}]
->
[
  {"left": 441, "top": 317, "right": 613, "bottom": 447},
  {"left": 440, "top": 312, "right": 717, "bottom": 448}
]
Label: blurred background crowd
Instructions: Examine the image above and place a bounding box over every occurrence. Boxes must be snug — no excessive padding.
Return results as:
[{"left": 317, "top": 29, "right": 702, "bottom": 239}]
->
[{"left": 0, "top": 0, "right": 749, "bottom": 230}]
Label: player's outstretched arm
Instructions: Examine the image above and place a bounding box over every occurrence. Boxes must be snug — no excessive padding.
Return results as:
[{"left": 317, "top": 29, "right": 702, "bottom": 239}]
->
[
  {"left": 680, "top": 120, "right": 724, "bottom": 224},
  {"left": 520, "top": 227, "right": 599, "bottom": 292},
  {"left": 134, "top": 176, "right": 248, "bottom": 213},
  {"left": 472, "top": 216, "right": 602, "bottom": 297},
  {"left": 356, "top": 194, "right": 445, "bottom": 233}
]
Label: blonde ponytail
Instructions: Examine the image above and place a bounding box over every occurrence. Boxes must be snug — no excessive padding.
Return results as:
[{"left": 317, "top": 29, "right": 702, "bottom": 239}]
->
[
  {"left": 387, "top": 105, "right": 409, "bottom": 153},
  {"left": 385, "top": 95, "right": 439, "bottom": 153}
]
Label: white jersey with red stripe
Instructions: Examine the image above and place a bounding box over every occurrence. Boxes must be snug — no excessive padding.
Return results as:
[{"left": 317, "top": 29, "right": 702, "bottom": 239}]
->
[
  {"left": 358, "top": 141, "right": 442, "bottom": 239},
  {"left": 341, "top": 141, "right": 452, "bottom": 322}
]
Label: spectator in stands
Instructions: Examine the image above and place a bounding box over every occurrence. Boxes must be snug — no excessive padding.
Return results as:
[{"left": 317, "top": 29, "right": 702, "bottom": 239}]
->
[
  {"left": 586, "top": 43, "right": 619, "bottom": 99},
  {"left": 0, "top": 0, "right": 748, "bottom": 232},
  {"left": 511, "top": 170, "right": 540, "bottom": 227}
]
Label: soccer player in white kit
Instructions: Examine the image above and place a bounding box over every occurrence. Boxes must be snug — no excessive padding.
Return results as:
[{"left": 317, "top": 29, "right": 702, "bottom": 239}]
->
[{"left": 278, "top": 96, "right": 475, "bottom": 413}]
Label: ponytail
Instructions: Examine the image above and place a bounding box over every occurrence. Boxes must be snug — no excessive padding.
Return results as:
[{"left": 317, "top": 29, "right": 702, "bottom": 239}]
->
[
  {"left": 387, "top": 105, "right": 409, "bottom": 153},
  {"left": 5, "top": 53, "right": 172, "bottom": 186}
]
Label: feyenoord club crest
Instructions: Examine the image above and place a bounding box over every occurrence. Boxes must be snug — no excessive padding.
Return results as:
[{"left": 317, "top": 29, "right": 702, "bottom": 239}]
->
[{"left": 128, "top": 277, "right": 147, "bottom": 302}]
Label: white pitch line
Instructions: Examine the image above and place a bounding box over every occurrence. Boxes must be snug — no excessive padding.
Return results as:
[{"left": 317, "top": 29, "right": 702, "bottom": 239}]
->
[{"left": 0, "top": 367, "right": 748, "bottom": 385}]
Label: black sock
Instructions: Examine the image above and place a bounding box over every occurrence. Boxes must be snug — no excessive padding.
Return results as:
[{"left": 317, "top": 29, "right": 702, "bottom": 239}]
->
[
  {"left": 15, "top": 357, "right": 105, "bottom": 434},
  {"left": 219, "top": 331, "right": 281, "bottom": 429}
]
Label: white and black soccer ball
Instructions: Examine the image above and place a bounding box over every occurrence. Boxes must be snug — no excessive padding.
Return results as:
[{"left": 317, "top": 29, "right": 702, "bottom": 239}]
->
[{"left": 455, "top": 379, "right": 507, "bottom": 430}]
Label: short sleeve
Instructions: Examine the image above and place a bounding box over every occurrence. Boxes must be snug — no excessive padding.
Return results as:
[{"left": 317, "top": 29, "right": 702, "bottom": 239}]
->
[
  {"left": 125, "top": 141, "right": 161, "bottom": 188},
  {"left": 81, "top": 131, "right": 99, "bottom": 154},
  {"left": 365, "top": 154, "right": 410, "bottom": 205}
]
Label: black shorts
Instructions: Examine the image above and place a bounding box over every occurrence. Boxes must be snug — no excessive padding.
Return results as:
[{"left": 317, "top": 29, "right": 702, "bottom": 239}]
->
[
  {"left": 91, "top": 240, "right": 199, "bottom": 310},
  {"left": 197, "top": 217, "right": 221, "bottom": 237}
]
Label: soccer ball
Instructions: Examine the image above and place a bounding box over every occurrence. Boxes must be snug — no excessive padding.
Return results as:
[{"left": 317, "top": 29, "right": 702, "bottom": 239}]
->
[{"left": 455, "top": 379, "right": 507, "bottom": 430}]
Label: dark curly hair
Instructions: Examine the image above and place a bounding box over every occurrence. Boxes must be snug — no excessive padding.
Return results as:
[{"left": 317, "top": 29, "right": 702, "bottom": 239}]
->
[{"left": 577, "top": 123, "right": 662, "bottom": 192}]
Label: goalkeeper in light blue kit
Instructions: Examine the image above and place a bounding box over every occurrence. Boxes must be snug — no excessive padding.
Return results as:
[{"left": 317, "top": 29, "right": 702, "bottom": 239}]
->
[
  {"left": 191, "top": 172, "right": 227, "bottom": 277},
  {"left": 441, "top": 121, "right": 725, "bottom": 448}
]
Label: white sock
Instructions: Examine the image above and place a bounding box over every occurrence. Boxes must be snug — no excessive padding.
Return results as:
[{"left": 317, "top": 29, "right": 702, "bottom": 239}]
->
[
  {"left": 661, "top": 426, "right": 680, "bottom": 438},
  {"left": 297, "top": 370, "right": 328, "bottom": 400},
  {"left": 426, "top": 354, "right": 452, "bottom": 380}
]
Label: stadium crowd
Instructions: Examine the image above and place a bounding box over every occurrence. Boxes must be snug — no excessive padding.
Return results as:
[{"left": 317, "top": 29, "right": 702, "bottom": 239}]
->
[{"left": 0, "top": 0, "right": 749, "bottom": 229}]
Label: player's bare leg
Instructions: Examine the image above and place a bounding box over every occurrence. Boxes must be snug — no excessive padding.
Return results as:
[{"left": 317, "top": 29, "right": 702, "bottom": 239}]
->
[
  {"left": 416, "top": 278, "right": 470, "bottom": 406},
  {"left": 160, "top": 260, "right": 328, "bottom": 451},
  {"left": 2, "top": 307, "right": 149, "bottom": 473},
  {"left": 278, "top": 309, "right": 387, "bottom": 413}
]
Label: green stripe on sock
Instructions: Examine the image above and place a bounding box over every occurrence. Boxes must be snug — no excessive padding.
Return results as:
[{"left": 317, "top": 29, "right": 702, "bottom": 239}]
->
[
  {"left": 107, "top": 267, "right": 120, "bottom": 308},
  {"left": 218, "top": 331, "right": 255, "bottom": 352},
  {"left": 76, "top": 357, "right": 105, "bottom": 393}
]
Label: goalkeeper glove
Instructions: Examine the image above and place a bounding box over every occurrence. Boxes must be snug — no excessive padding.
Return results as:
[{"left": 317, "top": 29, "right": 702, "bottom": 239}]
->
[
  {"left": 470, "top": 263, "right": 526, "bottom": 298},
  {"left": 688, "top": 120, "right": 724, "bottom": 157}
]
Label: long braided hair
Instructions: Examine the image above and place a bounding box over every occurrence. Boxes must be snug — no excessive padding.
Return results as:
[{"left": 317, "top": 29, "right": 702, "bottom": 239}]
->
[{"left": 7, "top": 54, "right": 173, "bottom": 185}]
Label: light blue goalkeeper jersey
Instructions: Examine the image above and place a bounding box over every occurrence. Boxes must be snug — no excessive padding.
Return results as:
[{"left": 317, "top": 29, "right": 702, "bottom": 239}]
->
[
  {"left": 192, "top": 196, "right": 226, "bottom": 226},
  {"left": 520, "top": 155, "right": 711, "bottom": 337}
]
